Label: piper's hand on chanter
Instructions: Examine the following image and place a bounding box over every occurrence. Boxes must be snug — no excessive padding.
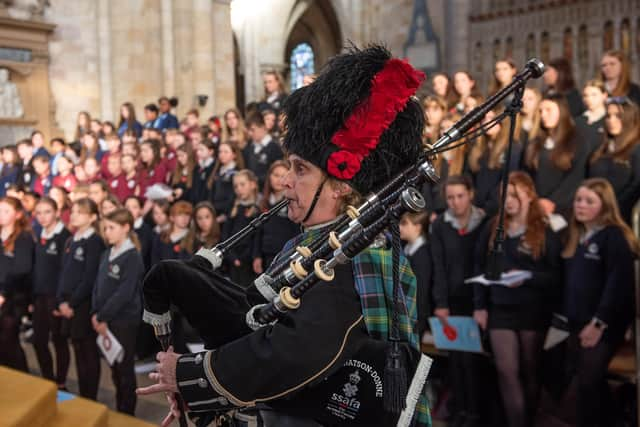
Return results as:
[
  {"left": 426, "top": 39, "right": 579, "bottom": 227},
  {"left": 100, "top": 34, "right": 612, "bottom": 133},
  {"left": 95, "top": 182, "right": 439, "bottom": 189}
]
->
[
  {"left": 137, "top": 346, "right": 180, "bottom": 395},
  {"left": 161, "top": 391, "right": 182, "bottom": 427},
  {"left": 136, "top": 346, "right": 182, "bottom": 426}
]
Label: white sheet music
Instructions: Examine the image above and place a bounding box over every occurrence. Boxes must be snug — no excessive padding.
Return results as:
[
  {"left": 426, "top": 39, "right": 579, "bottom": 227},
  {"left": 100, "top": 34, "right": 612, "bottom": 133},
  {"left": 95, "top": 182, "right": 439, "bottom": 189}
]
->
[
  {"left": 464, "top": 270, "right": 533, "bottom": 286},
  {"left": 96, "top": 329, "right": 124, "bottom": 366}
]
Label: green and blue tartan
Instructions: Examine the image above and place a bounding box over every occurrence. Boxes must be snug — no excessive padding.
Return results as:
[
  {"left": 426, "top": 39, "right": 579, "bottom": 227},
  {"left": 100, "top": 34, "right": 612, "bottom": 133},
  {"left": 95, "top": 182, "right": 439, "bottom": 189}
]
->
[{"left": 271, "top": 224, "right": 432, "bottom": 427}]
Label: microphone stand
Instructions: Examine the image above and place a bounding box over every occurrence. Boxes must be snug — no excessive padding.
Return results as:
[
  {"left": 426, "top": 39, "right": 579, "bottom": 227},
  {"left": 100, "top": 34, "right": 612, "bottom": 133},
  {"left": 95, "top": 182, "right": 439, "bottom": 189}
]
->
[{"left": 485, "top": 86, "right": 524, "bottom": 280}]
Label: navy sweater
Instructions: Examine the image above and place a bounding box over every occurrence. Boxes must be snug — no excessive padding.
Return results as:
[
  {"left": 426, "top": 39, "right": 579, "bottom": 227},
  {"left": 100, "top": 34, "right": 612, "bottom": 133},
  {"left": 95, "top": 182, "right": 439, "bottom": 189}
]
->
[
  {"left": 0, "top": 231, "right": 34, "bottom": 297},
  {"left": 190, "top": 161, "right": 215, "bottom": 205},
  {"left": 222, "top": 203, "right": 259, "bottom": 265},
  {"left": 242, "top": 139, "right": 284, "bottom": 189},
  {"left": 210, "top": 168, "right": 236, "bottom": 217},
  {"left": 33, "top": 225, "right": 72, "bottom": 296},
  {"left": 57, "top": 231, "right": 106, "bottom": 308},
  {"left": 588, "top": 144, "right": 640, "bottom": 221},
  {"left": 431, "top": 213, "right": 488, "bottom": 309},
  {"left": 134, "top": 221, "right": 154, "bottom": 271},
  {"left": 150, "top": 233, "right": 191, "bottom": 266},
  {"left": 251, "top": 199, "right": 299, "bottom": 264},
  {"left": 92, "top": 247, "right": 144, "bottom": 323},
  {"left": 526, "top": 135, "right": 589, "bottom": 213},
  {"left": 564, "top": 226, "right": 635, "bottom": 337}
]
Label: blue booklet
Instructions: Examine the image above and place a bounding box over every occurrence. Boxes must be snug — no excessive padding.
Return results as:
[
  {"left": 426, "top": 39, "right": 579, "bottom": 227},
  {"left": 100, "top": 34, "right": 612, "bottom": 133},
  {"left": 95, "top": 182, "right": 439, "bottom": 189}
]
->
[{"left": 428, "top": 316, "right": 483, "bottom": 353}]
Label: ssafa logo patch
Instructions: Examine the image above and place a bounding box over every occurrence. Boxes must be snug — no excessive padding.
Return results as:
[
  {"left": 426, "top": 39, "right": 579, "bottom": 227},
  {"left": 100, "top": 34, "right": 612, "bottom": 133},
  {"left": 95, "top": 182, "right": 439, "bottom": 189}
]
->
[{"left": 74, "top": 246, "right": 84, "bottom": 261}]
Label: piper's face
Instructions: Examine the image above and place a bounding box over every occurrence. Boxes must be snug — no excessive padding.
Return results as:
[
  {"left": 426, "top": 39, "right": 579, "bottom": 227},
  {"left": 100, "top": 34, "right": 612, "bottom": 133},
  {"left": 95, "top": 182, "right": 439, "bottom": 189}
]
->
[{"left": 284, "top": 154, "right": 341, "bottom": 226}]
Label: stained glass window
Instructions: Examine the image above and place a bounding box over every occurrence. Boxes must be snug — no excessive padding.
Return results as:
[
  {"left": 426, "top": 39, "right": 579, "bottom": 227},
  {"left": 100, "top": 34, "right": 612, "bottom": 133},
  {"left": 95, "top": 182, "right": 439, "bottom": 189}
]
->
[{"left": 290, "top": 43, "right": 315, "bottom": 92}]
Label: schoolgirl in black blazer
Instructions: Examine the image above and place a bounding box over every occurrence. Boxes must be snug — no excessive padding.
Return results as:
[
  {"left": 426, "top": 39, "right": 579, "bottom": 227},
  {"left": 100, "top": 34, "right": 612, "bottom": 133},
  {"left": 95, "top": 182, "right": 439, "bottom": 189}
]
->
[
  {"left": 32, "top": 197, "right": 72, "bottom": 388},
  {"left": 587, "top": 97, "right": 640, "bottom": 222},
  {"left": 473, "top": 172, "right": 562, "bottom": 427},
  {"left": 92, "top": 208, "right": 144, "bottom": 415},
  {"left": 57, "top": 197, "right": 105, "bottom": 400},
  {"left": 0, "top": 196, "right": 34, "bottom": 372},
  {"left": 562, "top": 178, "right": 639, "bottom": 427}
]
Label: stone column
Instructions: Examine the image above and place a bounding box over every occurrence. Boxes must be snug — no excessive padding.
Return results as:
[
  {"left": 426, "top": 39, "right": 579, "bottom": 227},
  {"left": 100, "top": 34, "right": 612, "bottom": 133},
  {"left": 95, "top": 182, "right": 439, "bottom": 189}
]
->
[
  {"left": 191, "top": 0, "right": 215, "bottom": 119},
  {"left": 161, "top": 0, "right": 176, "bottom": 98},
  {"left": 212, "top": 0, "right": 235, "bottom": 115},
  {"left": 97, "top": 0, "right": 113, "bottom": 122}
]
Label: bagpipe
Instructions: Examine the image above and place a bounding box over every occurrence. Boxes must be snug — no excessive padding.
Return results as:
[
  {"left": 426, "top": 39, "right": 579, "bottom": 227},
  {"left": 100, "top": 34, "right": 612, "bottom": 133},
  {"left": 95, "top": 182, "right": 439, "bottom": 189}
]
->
[{"left": 142, "top": 58, "right": 544, "bottom": 426}]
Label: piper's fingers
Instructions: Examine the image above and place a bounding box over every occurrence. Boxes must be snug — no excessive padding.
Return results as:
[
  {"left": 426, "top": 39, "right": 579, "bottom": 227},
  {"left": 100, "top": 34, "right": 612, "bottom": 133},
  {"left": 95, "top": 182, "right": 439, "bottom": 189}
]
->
[
  {"left": 136, "top": 383, "right": 172, "bottom": 396},
  {"left": 149, "top": 372, "right": 160, "bottom": 382},
  {"left": 161, "top": 411, "right": 175, "bottom": 427}
]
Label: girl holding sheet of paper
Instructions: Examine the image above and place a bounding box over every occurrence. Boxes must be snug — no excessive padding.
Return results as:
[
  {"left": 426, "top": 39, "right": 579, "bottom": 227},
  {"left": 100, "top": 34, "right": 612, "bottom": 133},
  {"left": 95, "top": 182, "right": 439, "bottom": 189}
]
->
[
  {"left": 473, "top": 171, "right": 562, "bottom": 427},
  {"left": 431, "top": 175, "right": 488, "bottom": 427},
  {"left": 562, "top": 178, "right": 639, "bottom": 427},
  {"left": 91, "top": 208, "right": 144, "bottom": 415}
]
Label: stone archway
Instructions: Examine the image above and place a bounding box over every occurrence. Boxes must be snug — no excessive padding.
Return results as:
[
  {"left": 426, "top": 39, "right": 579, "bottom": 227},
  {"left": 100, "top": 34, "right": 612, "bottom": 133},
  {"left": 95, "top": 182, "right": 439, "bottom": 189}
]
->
[{"left": 284, "top": 0, "right": 343, "bottom": 82}]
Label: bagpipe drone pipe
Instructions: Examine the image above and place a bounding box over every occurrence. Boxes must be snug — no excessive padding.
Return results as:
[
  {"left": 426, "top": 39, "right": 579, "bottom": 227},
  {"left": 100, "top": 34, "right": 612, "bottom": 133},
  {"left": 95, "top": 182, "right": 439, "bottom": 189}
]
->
[{"left": 142, "top": 58, "right": 545, "bottom": 426}]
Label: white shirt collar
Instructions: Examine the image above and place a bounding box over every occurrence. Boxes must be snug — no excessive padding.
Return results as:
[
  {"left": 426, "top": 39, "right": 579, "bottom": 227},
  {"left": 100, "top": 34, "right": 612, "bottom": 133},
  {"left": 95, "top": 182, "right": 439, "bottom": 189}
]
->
[
  {"left": 109, "top": 237, "right": 135, "bottom": 261},
  {"left": 583, "top": 109, "right": 606, "bottom": 124},
  {"left": 154, "top": 223, "right": 169, "bottom": 234},
  {"left": 73, "top": 227, "right": 95, "bottom": 242},
  {"left": 41, "top": 221, "right": 64, "bottom": 240},
  {"left": 198, "top": 157, "right": 214, "bottom": 169},
  {"left": 253, "top": 135, "right": 273, "bottom": 153},
  {"left": 134, "top": 217, "right": 144, "bottom": 229},
  {"left": 170, "top": 228, "right": 189, "bottom": 243},
  {"left": 443, "top": 206, "right": 485, "bottom": 232},
  {"left": 220, "top": 161, "right": 236, "bottom": 174},
  {"left": 267, "top": 92, "right": 280, "bottom": 104},
  {"left": 404, "top": 235, "right": 426, "bottom": 257},
  {"left": 580, "top": 225, "right": 605, "bottom": 244}
]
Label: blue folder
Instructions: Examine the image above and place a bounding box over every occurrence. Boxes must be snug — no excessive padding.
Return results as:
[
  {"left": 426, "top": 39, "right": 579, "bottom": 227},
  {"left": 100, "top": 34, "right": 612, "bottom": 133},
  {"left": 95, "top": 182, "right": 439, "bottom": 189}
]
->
[{"left": 428, "top": 316, "right": 483, "bottom": 353}]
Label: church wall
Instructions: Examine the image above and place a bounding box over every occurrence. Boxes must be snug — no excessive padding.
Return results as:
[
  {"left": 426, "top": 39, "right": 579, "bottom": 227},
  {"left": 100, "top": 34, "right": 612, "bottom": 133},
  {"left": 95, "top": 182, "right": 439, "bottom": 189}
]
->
[
  {"left": 46, "top": 0, "right": 101, "bottom": 139},
  {"left": 44, "top": 0, "right": 235, "bottom": 141}
]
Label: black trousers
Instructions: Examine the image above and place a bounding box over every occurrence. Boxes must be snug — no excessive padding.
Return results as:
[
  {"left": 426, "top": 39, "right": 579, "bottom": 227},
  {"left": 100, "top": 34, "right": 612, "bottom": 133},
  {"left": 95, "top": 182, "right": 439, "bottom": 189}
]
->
[
  {"left": 70, "top": 300, "right": 101, "bottom": 400},
  {"left": 32, "top": 294, "right": 70, "bottom": 385},
  {"left": 109, "top": 320, "right": 139, "bottom": 415},
  {"left": 0, "top": 297, "right": 28, "bottom": 372},
  {"left": 566, "top": 333, "right": 620, "bottom": 427}
]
